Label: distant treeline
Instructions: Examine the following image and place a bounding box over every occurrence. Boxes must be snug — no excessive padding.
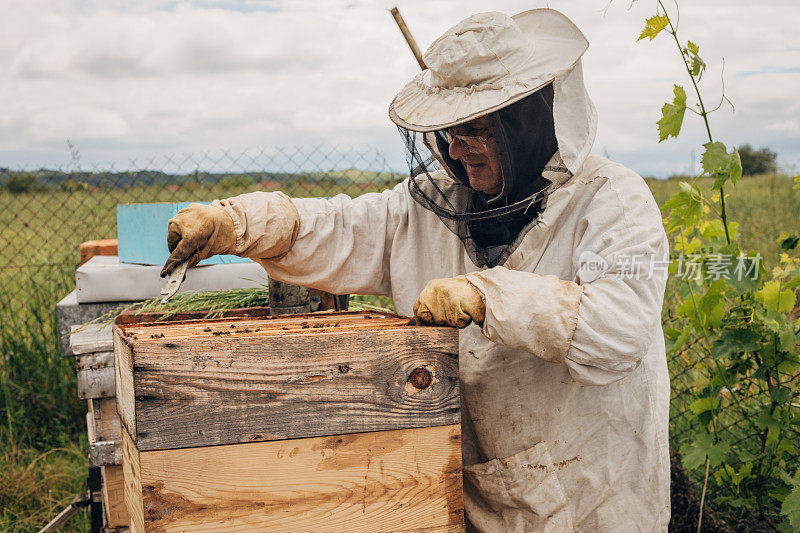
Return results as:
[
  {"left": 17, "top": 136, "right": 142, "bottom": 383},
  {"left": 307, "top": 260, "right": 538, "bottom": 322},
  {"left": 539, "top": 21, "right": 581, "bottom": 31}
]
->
[{"left": 0, "top": 168, "right": 405, "bottom": 193}]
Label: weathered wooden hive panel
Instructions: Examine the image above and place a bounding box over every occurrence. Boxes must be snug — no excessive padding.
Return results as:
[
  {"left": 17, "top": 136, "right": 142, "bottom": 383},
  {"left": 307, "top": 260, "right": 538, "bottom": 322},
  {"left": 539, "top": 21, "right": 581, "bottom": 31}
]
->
[
  {"left": 114, "top": 311, "right": 463, "bottom": 532},
  {"left": 70, "top": 324, "right": 130, "bottom": 530}
]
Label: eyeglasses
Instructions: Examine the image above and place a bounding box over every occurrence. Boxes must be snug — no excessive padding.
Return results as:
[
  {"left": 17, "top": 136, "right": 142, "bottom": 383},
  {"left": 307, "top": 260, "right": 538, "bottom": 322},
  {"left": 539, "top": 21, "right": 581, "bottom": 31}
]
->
[{"left": 439, "top": 128, "right": 494, "bottom": 152}]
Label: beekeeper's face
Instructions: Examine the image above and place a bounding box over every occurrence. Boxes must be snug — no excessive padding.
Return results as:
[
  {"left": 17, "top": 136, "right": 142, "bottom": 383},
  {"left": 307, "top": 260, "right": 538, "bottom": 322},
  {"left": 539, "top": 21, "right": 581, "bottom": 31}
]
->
[{"left": 445, "top": 115, "right": 503, "bottom": 195}]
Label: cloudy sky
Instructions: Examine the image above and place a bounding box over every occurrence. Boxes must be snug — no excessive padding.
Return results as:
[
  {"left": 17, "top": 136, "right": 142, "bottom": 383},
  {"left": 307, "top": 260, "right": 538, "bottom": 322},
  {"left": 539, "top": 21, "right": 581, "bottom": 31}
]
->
[{"left": 1, "top": 0, "right": 798, "bottom": 177}]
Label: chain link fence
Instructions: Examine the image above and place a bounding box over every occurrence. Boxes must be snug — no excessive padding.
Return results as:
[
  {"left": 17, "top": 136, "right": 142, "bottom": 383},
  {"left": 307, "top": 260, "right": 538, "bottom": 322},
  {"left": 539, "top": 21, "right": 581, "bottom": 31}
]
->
[
  {"left": 0, "top": 144, "right": 403, "bottom": 315},
  {"left": 667, "top": 319, "right": 800, "bottom": 530}
]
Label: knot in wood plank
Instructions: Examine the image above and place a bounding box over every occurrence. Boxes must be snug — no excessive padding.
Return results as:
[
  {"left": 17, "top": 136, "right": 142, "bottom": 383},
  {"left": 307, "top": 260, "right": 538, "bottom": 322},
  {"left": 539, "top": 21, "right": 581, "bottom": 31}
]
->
[{"left": 408, "top": 367, "right": 433, "bottom": 390}]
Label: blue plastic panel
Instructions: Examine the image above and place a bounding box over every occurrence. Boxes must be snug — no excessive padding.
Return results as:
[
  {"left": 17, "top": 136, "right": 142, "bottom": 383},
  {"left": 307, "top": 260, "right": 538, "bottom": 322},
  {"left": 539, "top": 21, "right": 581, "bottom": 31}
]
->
[{"left": 117, "top": 202, "right": 251, "bottom": 266}]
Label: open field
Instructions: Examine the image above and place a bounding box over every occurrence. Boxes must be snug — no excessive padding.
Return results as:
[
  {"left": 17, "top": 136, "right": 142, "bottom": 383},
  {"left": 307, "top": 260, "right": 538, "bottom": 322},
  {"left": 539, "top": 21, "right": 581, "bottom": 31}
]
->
[
  {"left": 0, "top": 172, "right": 797, "bottom": 531},
  {"left": 0, "top": 178, "right": 399, "bottom": 307},
  {"left": 647, "top": 174, "right": 800, "bottom": 267}
]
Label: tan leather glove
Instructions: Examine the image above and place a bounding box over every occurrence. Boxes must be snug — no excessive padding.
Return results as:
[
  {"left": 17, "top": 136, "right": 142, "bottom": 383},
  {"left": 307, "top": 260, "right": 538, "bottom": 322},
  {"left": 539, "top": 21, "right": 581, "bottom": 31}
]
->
[
  {"left": 159, "top": 203, "right": 237, "bottom": 277},
  {"left": 413, "top": 276, "right": 486, "bottom": 328}
]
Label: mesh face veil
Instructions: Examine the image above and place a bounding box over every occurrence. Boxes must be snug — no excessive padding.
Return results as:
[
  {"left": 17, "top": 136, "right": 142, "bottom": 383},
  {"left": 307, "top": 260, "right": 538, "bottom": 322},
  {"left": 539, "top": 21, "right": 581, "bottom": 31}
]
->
[{"left": 401, "top": 84, "right": 572, "bottom": 268}]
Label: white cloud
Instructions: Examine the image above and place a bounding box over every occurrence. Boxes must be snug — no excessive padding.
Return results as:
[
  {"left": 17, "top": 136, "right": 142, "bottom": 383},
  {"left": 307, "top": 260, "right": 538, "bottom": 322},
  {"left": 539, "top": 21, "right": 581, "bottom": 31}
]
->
[{"left": 0, "top": 0, "right": 799, "bottom": 176}]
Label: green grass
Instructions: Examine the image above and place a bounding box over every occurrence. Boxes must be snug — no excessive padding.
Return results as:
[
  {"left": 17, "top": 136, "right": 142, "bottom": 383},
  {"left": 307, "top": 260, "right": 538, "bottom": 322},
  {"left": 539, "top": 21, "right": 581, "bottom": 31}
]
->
[
  {"left": 0, "top": 172, "right": 796, "bottom": 531},
  {"left": 647, "top": 174, "right": 800, "bottom": 320},
  {"left": 0, "top": 274, "right": 88, "bottom": 532},
  {"left": 0, "top": 430, "right": 88, "bottom": 533},
  {"left": 0, "top": 179, "right": 398, "bottom": 308},
  {"left": 645, "top": 173, "right": 800, "bottom": 267}
]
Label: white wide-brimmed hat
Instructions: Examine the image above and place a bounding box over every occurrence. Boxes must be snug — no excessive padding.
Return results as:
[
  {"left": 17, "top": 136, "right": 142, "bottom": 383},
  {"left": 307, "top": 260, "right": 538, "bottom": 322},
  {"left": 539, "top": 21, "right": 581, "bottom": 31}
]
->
[
  {"left": 389, "top": 9, "right": 588, "bottom": 131},
  {"left": 389, "top": 8, "right": 596, "bottom": 175}
]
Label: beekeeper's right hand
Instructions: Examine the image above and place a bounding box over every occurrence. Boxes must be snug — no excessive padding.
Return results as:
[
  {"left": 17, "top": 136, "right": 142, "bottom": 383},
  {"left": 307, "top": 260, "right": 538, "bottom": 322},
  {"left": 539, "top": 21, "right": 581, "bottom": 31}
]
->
[{"left": 159, "top": 203, "right": 237, "bottom": 277}]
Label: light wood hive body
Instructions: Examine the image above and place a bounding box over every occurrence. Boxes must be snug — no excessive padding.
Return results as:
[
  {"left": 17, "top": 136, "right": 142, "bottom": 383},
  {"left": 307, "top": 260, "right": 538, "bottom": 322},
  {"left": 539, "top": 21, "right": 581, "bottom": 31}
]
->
[{"left": 113, "top": 311, "right": 464, "bottom": 532}]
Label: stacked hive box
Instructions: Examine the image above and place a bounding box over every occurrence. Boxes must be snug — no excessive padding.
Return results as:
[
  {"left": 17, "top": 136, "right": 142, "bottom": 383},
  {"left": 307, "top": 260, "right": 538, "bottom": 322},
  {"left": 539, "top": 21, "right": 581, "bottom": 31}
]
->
[
  {"left": 113, "top": 311, "right": 464, "bottom": 532},
  {"left": 70, "top": 324, "right": 130, "bottom": 531}
]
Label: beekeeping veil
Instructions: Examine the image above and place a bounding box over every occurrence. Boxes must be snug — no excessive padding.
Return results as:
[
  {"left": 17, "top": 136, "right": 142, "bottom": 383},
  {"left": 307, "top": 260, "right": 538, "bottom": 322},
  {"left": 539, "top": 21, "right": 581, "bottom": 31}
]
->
[{"left": 389, "top": 9, "right": 597, "bottom": 267}]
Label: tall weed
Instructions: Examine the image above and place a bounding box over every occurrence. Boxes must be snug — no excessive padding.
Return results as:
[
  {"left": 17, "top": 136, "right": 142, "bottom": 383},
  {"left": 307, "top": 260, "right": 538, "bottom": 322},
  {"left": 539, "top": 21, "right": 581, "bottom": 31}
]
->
[
  {"left": 1, "top": 271, "right": 88, "bottom": 531},
  {"left": 1, "top": 270, "right": 83, "bottom": 448},
  {"left": 0, "top": 428, "right": 87, "bottom": 532}
]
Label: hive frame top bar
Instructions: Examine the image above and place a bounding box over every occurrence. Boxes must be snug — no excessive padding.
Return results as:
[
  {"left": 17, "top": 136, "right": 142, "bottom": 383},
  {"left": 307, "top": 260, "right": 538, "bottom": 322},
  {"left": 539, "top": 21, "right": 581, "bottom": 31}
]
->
[{"left": 114, "top": 310, "right": 419, "bottom": 343}]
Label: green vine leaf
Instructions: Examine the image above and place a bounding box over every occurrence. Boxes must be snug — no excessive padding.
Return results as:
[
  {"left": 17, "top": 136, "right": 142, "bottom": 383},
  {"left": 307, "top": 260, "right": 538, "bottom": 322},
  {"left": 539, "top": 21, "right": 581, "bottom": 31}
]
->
[
  {"left": 672, "top": 235, "right": 702, "bottom": 254},
  {"left": 702, "top": 141, "right": 729, "bottom": 173},
  {"left": 681, "top": 432, "right": 730, "bottom": 469},
  {"left": 754, "top": 308, "right": 798, "bottom": 355},
  {"left": 757, "top": 410, "right": 780, "bottom": 431},
  {"left": 770, "top": 386, "right": 792, "bottom": 404},
  {"left": 782, "top": 484, "right": 800, "bottom": 531},
  {"left": 778, "top": 318, "right": 799, "bottom": 354},
  {"left": 754, "top": 306, "right": 797, "bottom": 356},
  {"left": 665, "top": 325, "right": 692, "bottom": 354},
  {"left": 657, "top": 85, "right": 687, "bottom": 142},
  {"left": 680, "top": 434, "right": 710, "bottom": 469},
  {"left": 638, "top": 14, "right": 669, "bottom": 41},
  {"left": 777, "top": 356, "right": 800, "bottom": 378},
  {"left": 756, "top": 280, "right": 797, "bottom": 313},
  {"left": 699, "top": 281, "right": 726, "bottom": 327},
  {"left": 663, "top": 181, "right": 703, "bottom": 230},
  {"left": 702, "top": 142, "right": 742, "bottom": 188},
  {"left": 729, "top": 149, "right": 743, "bottom": 184},
  {"left": 756, "top": 410, "right": 783, "bottom": 446},
  {"left": 701, "top": 219, "right": 738, "bottom": 242},
  {"left": 778, "top": 233, "right": 800, "bottom": 251},
  {"left": 712, "top": 328, "right": 763, "bottom": 359},
  {"left": 715, "top": 463, "right": 753, "bottom": 489},
  {"left": 683, "top": 40, "right": 707, "bottom": 79},
  {"left": 689, "top": 396, "right": 720, "bottom": 416},
  {"left": 724, "top": 250, "right": 764, "bottom": 294},
  {"left": 676, "top": 293, "right": 697, "bottom": 320}
]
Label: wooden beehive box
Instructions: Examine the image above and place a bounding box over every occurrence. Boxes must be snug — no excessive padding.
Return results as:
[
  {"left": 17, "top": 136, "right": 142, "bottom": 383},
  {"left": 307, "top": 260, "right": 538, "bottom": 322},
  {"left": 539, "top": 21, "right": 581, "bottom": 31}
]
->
[
  {"left": 113, "top": 311, "right": 463, "bottom": 532},
  {"left": 70, "top": 324, "right": 130, "bottom": 531}
]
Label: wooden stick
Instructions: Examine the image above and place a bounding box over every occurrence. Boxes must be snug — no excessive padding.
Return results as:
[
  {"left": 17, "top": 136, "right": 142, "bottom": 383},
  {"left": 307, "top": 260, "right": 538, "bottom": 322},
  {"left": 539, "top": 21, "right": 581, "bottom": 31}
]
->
[
  {"left": 697, "top": 456, "right": 710, "bottom": 533},
  {"left": 37, "top": 492, "right": 90, "bottom": 533},
  {"left": 390, "top": 7, "right": 426, "bottom": 70},
  {"left": 390, "top": 6, "right": 445, "bottom": 172}
]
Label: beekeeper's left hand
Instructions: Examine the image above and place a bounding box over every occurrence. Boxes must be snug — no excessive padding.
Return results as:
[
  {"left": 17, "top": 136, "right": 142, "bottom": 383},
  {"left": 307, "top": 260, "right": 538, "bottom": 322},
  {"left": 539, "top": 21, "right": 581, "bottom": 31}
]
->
[{"left": 413, "top": 276, "right": 486, "bottom": 328}]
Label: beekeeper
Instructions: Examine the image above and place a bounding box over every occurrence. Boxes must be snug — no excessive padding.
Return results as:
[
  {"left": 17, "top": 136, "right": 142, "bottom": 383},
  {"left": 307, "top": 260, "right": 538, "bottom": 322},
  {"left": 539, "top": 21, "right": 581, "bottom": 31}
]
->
[{"left": 161, "top": 9, "right": 670, "bottom": 531}]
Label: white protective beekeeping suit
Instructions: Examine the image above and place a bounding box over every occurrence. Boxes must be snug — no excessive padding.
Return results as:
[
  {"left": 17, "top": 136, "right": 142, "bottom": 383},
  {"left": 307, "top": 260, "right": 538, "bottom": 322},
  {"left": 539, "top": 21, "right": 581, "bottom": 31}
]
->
[{"left": 212, "top": 9, "right": 671, "bottom": 531}]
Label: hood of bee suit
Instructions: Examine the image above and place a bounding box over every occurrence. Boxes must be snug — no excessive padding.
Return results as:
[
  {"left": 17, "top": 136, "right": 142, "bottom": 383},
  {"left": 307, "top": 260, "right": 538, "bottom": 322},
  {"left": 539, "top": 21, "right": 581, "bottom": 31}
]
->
[
  {"left": 389, "top": 8, "right": 597, "bottom": 176},
  {"left": 430, "top": 84, "right": 559, "bottom": 248}
]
